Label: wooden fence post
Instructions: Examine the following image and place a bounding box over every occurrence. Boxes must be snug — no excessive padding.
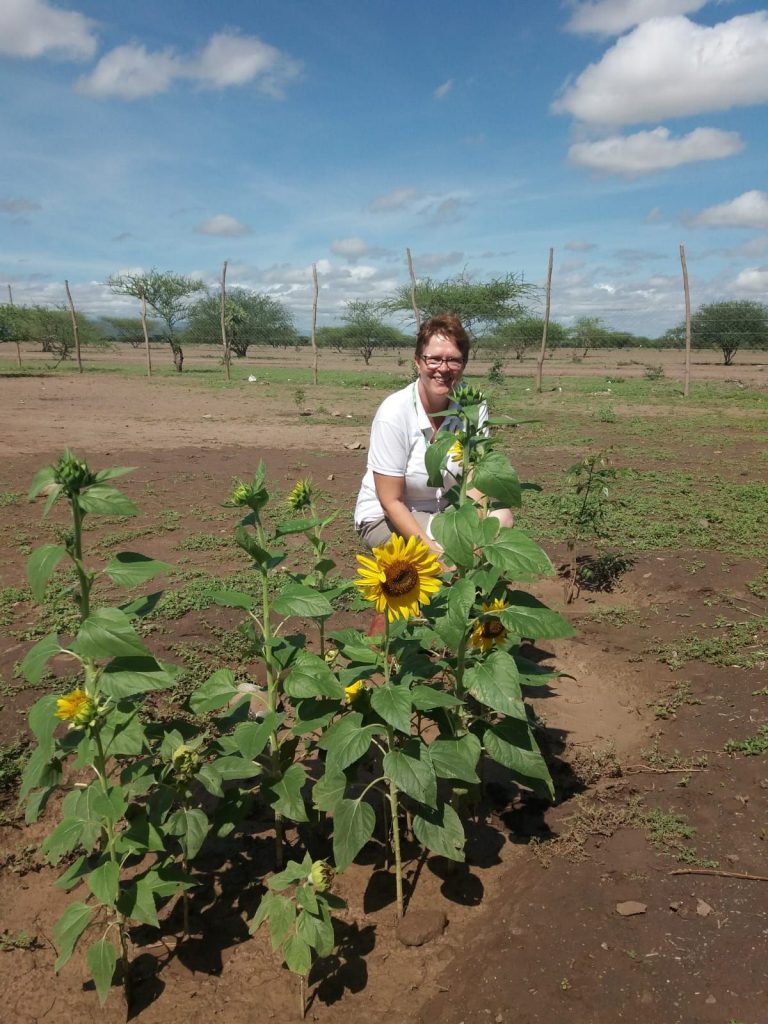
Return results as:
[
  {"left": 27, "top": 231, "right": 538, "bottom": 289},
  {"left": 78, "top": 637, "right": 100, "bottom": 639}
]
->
[
  {"left": 64, "top": 280, "right": 83, "bottom": 374},
  {"left": 220, "top": 260, "right": 230, "bottom": 381},
  {"left": 680, "top": 242, "right": 692, "bottom": 398},
  {"left": 311, "top": 263, "right": 319, "bottom": 385},
  {"left": 535, "top": 248, "right": 554, "bottom": 393}
]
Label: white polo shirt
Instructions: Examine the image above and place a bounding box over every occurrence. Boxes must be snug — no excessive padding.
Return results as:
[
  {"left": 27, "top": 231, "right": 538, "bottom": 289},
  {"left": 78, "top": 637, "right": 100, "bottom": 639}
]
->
[{"left": 354, "top": 381, "right": 486, "bottom": 528}]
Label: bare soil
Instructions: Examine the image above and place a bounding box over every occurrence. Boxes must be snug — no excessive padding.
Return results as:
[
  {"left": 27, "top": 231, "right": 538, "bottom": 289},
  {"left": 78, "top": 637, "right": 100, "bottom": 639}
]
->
[{"left": 0, "top": 353, "right": 765, "bottom": 1024}]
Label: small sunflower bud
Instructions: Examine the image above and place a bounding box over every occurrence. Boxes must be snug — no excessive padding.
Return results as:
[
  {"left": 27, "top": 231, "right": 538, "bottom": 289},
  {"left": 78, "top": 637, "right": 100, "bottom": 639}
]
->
[
  {"left": 172, "top": 743, "right": 200, "bottom": 780},
  {"left": 308, "top": 859, "right": 334, "bottom": 892},
  {"left": 54, "top": 452, "right": 96, "bottom": 497},
  {"left": 287, "top": 478, "right": 313, "bottom": 512}
]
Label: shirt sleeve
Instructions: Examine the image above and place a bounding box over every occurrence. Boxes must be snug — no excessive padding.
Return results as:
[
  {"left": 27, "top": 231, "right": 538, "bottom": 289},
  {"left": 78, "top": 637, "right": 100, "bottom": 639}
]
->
[{"left": 367, "top": 411, "right": 410, "bottom": 477}]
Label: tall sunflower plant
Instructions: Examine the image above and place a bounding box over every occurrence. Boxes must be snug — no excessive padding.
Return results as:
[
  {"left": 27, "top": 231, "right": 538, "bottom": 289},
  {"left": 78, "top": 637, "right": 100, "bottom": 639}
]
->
[
  {"left": 19, "top": 452, "right": 262, "bottom": 1008},
  {"left": 192, "top": 464, "right": 354, "bottom": 870},
  {"left": 307, "top": 383, "right": 574, "bottom": 915}
]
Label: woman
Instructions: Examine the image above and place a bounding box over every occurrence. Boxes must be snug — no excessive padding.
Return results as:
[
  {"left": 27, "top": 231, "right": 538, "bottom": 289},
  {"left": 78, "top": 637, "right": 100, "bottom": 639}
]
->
[{"left": 354, "top": 313, "right": 513, "bottom": 559}]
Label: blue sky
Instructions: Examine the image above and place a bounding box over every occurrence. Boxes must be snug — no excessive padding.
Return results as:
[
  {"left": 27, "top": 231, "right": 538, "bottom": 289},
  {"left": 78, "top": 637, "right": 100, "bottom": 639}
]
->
[{"left": 1, "top": 0, "right": 767, "bottom": 336}]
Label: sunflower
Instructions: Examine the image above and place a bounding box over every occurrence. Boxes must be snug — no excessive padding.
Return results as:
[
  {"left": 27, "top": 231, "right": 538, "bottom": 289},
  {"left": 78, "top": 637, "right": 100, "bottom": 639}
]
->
[
  {"left": 55, "top": 687, "right": 96, "bottom": 727},
  {"left": 355, "top": 533, "right": 442, "bottom": 622},
  {"left": 448, "top": 438, "right": 464, "bottom": 468},
  {"left": 344, "top": 680, "right": 365, "bottom": 704},
  {"left": 469, "top": 598, "right": 509, "bottom": 653}
]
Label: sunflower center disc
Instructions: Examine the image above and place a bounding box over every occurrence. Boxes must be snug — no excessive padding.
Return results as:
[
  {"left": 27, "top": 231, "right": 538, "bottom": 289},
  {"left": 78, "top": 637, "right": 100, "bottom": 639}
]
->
[
  {"left": 483, "top": 619, "right": 505, "bottom": 639},
  {"left": 383, "top": 561, "right": 419, "bottom": 597}
]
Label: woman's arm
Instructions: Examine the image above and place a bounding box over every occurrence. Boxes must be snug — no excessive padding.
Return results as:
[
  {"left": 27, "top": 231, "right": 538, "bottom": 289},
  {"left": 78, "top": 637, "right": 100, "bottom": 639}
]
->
[{"left": 373, "top": 472, "right": 443, "bottom": 556}]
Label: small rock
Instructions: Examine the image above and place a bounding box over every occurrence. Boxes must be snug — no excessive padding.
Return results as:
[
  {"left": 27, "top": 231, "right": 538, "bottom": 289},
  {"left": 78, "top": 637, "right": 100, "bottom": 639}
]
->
[
  {"left": 344, "top": 442, "right": 364, "bottom": 450},
  {"left": 616, "top": 901, "right": 647, "bottom": 917},
  {"left": 327, "top": 474, "right": 334, "bottom": 481},
  {"left": 696, "top": 899, "right": 713, "bottom": 917},
  {"left": 669, "top": 901, "right": 681, "bottom": 912},
  {"left": 396, "top": 909, "right": 447, "bottom": 947},
  {"left": 705, "top": 995, "right": 716, "bottom": 1005}
]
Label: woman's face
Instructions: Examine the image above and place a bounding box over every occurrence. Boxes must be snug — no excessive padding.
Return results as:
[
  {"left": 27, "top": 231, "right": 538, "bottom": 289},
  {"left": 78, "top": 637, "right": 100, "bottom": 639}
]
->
[{"left": 415, "top": 332, "right": 465, "bottom": 410}]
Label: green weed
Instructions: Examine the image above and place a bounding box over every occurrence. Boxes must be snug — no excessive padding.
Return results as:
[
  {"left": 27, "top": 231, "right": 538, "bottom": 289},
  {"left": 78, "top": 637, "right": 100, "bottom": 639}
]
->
[
  {"left": 724, "top": 725, "right": 768, "bottom": 756},
  {"left": 654, "top": 616, "right": 768, "bottom": 669},
  {"left": 0, "top": 492, "right": 23, "bottom": 508},
  {"left": 651, "top": 681, "right": 702, "bottom": 719}
]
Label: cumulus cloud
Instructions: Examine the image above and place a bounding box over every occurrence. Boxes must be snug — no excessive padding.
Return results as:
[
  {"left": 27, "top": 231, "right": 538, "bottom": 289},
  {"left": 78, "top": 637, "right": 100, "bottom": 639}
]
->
[
  {"left": 568, "top": 126, "right": 744, "bottom": 176},
  {"left": 330, "top": 238, "right": 389, "bottom": 261},
  {"left": 192, "top": 32, "right": 301, "bottom": 96},
  {"left": 565, "top": 240, "right": 596, "bottom": 252},
  {"left": 564, "top": 0, "right": 707, "bottom": 36},
  {"left": 368, "top": 187, "right": 421, "bottom": 213},
  {"left": 553, "top": 13, "right": 768, "bottom": 125},
  {"left": 728, "top": 266, "right": 768, "bottom": 294},
  {"left": 434, "top": 79, "right": 453, "bottom": 100},
  {"left": 693, "top": 191, "right": 768, "bottom": 229},
  {"left": 0, "top": 0, "right": 97, "bottom": 60},
  {"left": 77, "top": 31, "right": 300, "bottom": 100},
  {"left": 196, "top": 214, "right": 251, "bottom": 237},
  {"left": 0, "top": 196, "right": 41, "bottom": 214},
  {"left": 422, "top": 197, "right": 467, "bottom": 226},
  {"left": 411, "top": 251, "right": 464, "bottom": 273}
]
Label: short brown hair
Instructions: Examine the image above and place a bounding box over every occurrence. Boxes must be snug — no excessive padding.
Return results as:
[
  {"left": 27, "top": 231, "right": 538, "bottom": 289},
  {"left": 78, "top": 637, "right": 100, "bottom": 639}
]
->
[{"left": 415, "top": 314, "right": 469, "bottom": 363}]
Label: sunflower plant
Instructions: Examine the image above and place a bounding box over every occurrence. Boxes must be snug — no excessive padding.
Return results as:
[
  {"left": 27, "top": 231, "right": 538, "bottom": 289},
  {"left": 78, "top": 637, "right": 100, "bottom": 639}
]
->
[
  {"left": 194, "top": 464, "right": 350, "bottom": 869},
  {"left": 19, "top": 452, "right": 259, "bottom": 1008}
]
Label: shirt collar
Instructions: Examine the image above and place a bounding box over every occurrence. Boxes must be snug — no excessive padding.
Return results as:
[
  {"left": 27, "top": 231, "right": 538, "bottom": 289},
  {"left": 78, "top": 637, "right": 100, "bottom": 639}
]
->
[{"left": 412, "top": 381, "right": 459, "bottom": 434}]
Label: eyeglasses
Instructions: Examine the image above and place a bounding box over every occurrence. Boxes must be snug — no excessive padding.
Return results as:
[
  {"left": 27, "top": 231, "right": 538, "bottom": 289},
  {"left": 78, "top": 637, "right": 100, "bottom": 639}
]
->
[{"left": 419, "top": 355, "right": 465, "bottom": 370}]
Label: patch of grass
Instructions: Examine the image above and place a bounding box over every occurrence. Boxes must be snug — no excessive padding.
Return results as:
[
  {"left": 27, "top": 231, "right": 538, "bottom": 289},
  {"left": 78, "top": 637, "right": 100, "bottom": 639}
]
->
[
  {"left": 0, "top": 734, "right": 30, "bottom": 795},
  {"left": 650, "top": 681, "right": 702, "bottom": 719},
  {"left": 94, "top": 525, "right": 155, "bottom": 553},
  {"left": 0, "top": 492, "right": 23, "bottom": 508},
  {"left": 594, "top": 404, "right": 617, "bottom": 423},
  {"left": 531, "top": 795, "right": 640, "bottom": 866},
  {"left": 0, "top": 585, "right": 30, "bottom": 627},
  {"left": 146, "top": 567, "right": 256, "bottom": 621},
  {"left": 653, "top": 615, "right": 768, "bottom": 669},
  {"left": 586, "top": 605, "right": 639, "bottom": 627},
  {"left": 0, "top": 929, "right": 39, "bottom": 952},
  {"left": 159, "top": 509, "right": 180, "bottom": 531},
  {"left": 638, "top": 741, "right": 708, "bottom": 771},
  {"left": 640, "top": 806, "right": 718, "bottom": 867},
  {"left": 175, "top": 532, "right": 232, "bottom": 552},
  {"left": 747, "top": 570, "right": 768, "bottom": 600},
  {"left": 724, "top": 725, "right": 768, "bottom": 756}
]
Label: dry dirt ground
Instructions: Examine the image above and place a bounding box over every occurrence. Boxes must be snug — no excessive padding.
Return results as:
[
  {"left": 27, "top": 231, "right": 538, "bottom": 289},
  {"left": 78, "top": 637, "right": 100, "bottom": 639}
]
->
[{"left": 0, "top": 349, "right": 766, "bottom": 1024}]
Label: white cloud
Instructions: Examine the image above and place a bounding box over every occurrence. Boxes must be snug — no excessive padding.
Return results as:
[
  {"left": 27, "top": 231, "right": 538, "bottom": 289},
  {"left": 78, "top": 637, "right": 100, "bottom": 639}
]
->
[
  {"left": 196, "top": 214, "right": 251, "bottom": 237},
  {"left": 564, "top": 0, "right": 707, "bottom": 36},
  {"left": 77, "top": 44, "right": 181, "bottom": 99},
  {"left": 434, "top": 79, "right": 453, "bottom": 100},
  {"left": 422, "top": 197, "right": 467, "bottom": 226},
  {"left": 553, "top": 13, "right": 768, "bottom": 125},
  {"left": 368, "top": 187, "right": 421, "bottom": 213},
  {"left": 568, "top": 126, "right": 744, "bottom": 176},
  {"left": 565, "top": 240, "right": 596, "bottom": 252},
  {"left": 329, "top": 237, "right": 390, "bottom": 261},
  {"left": 411, "top": 251, "right": 464, "bottom": 273},
  {"left": 728, "top": 266, "right": 768, "bottom": 294},
  {"left": 645, "top": 206, "right": 661, "bottom": 223},
  {"left": 694, "top": 191, "right": 768, "bottom": 229},
  {"left": 77, "top": 31, "right": 299, "bottom": 100},
  {"left": 0, "top": 0, "right": 97, "bottom": 60},
  {"left": 0, "top": 196, "right": 41, "bottom": 214},
  {"left": 192, "top": 31, "right": 301, "bottom": 97}
]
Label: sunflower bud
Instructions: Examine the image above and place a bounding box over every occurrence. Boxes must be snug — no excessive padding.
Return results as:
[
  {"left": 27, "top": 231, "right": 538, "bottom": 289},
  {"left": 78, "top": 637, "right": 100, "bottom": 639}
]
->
[
  {"left": 226, "top": 475, "right": 268, "bottom": 512},
  {"left": 54, "top": 451, "right": 96, "bottom": 498},
  {"left": 323, "top": 646, "right": 338, "bottom": 665},
  {"left": 287, "top": 478, "right": 313, "bottom": 512},
  {"left": 308, "top": 859, "right": 334, "bottom": 892},
  {"left": 172, "top": 743, "right": 200, "bottom": 780}
]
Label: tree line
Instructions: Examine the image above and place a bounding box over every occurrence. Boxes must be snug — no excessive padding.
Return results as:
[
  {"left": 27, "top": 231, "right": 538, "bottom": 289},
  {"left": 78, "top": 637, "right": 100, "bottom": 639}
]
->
[{"left": 2, "top": 268, "right": 767, "bottom": 370}]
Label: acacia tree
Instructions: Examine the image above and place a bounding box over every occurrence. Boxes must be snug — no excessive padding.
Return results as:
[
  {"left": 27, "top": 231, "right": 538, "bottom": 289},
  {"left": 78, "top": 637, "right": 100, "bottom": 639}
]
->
[
  {"left": 493, "top": 317, "right": 567, "bottom": 361},
  {"left": 569, "top": 316, "right": 606, "bottom": 359},
  {"left": 100, "top": 316, "right": 162, "bottom": 349},
  {"left": 689, "top": 300, "right": 768, "bottom": 366},
  {"left": 185, "top": 289, "right": 296, "bottom": 357},
  {"left": 107, "top": 270, "right": 204, "bottom": 372},
  {"left": 341, "top": 300, "right": 409, "bottom": 364},
  {"left": 386, "top": 272, "right": 532, "bottom": 358}
]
